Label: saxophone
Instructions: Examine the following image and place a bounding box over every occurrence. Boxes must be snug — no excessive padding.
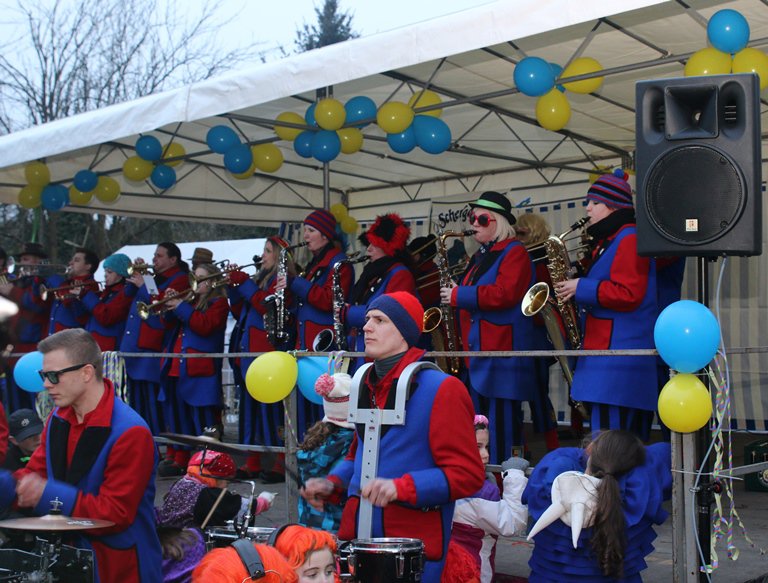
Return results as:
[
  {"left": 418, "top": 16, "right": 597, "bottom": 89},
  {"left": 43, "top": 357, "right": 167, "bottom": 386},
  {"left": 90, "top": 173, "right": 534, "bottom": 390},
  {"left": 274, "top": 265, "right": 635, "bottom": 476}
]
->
[
  {"left": 264, "top": 242, "right": 307, "bottom": 347},
  {"left": 424, "top": 229, "right": 475, "bottom": 375},
  {"left": 313, "top": 253, "right": 368, "bottom": 352},
  {"left": 522, "top": 217, "right": 590, "bottom": 417}
]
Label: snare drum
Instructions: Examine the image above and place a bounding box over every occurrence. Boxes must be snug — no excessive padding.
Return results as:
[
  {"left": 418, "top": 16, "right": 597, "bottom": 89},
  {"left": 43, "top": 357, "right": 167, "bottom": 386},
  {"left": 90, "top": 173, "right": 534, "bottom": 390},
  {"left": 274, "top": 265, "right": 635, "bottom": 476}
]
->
[
  {"left": 346, "top": 538, "right": 424, "bottom": 583},
  {"left": 204, "top": 526, "right": 275, "bottom": 551}
]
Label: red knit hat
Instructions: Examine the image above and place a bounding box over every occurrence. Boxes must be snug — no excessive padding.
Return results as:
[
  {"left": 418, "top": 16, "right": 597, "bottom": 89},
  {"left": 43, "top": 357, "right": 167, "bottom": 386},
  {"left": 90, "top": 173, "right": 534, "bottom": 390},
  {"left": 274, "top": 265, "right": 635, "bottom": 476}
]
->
[
  {"left": 364, "top": 213, "right": 411, "bottom": 256},
  {"left": 304, "top": 209, "right": 337, "bottom": 240},
  {"left": 367, "top": 291, "right": 424, "bottom": 347},
  {"left": 188, "top": 450, "right": 237, "bottom": 479},
  {"left": 268, "top": 235, "right": 290, "bottom": 250}
]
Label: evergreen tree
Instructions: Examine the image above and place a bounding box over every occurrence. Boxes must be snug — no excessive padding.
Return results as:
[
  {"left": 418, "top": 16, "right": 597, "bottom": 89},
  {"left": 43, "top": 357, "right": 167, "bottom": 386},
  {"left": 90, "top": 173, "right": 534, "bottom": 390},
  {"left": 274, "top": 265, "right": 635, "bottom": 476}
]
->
[{"left": 295, "top": 0, "right": 359, "bottom": 52}]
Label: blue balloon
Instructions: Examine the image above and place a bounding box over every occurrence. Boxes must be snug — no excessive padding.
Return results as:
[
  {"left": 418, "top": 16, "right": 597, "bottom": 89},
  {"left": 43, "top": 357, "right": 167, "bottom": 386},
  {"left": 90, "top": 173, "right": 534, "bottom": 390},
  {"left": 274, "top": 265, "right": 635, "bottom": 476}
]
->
[
  {"left": 549, "top": 62, "right": 566, "bottom": 93},
  {"left": 206, "top": 125, "right": 240, "bottom": 154},
  {"left": 13, "top": 351, "right": 45, "bottom": 393},
  {"left": 296, "top": 356, "right": 327, "bottom": 405},
  {"left": 305, "top": 103, "right": 318, "bottom": 127},
  {"left": 311, "top": 130, "right": 341, "bottom": 162},
  {"left": 707, "top": 9, "right": 750, "bottom": 55},
  {"left": 513, "top": 56, "right": 556, "bottom": 97},
  {"left": 294, "top": 131, "right": 315, "bottom": 158},
  {"left": 135, "top": 135, "right": 163, "bottom": 161},
  {"left": 150, "top": 164, "right": 176, "bottom": 189},
  {"left": 73, "top": 169, "right": 98, "bottom": 192},
  {"left": 224, "top": 143, "right": 253, "bottom": 174},
  {"left": 387, "top": 126, "right": 417, "bottom": 154},
  {"left": 41, "top": 184, "right": 69, "bottom": 211},
  {"left": 345, "top": 96, "right": 377, "bottom": 128},
  {"left": 654, "top": 300, "right": 721, "bottom": 373},
  {"left": 413, "top": 115, "right": 452, "bottom": 154}
]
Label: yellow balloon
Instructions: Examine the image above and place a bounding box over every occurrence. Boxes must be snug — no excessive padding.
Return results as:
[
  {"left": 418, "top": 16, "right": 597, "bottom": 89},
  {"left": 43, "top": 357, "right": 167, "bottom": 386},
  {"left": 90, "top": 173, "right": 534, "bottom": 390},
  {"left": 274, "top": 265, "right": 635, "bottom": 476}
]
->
[
  {"left": 68, "top": 184, "right": 93, "bottom": 205},
  {"left": 330, "top": 203, "right": 348, "bottom": 221},
  {"left": 732, "top": 48, "right": 768, "bottom": 90},
  {"left": 408, "top": 90, "right": 443, "bottom": 117},
  {"left": 95, "top": 176, "right": 121, "bottom": 203},
  {"left": 253, "top": 143, "right": 284, "bottom": 173},
  {"left": 315, "top": 98, "right": 346, "bottom": 131},
  {"left": 658, "top": 374, "right": 712, "bottom": 433},
  {"left": 341, "top": 215, "right": 358, "bottom": 234},
  {"left": 162, "top": 142, "right": 186, "bottom": 167},
  {"left": 17, "top": 185, "right": 42, "bottom": 209},
  {"left": 376, "top": 102, "right": 414, "bottom": 134},
  {"left": 561, "top": 57, "right": 604, "bottom": 94},
  {"left": 275, "top": 112, "right": 306, "bottom": 141},
  {"left": 245, "top": 352, "right": 298, "bottom": 403},
  {"left": 123, "top": 156, "right": 153, "bottom": 181},
  {"left": 536, "top": 89, "right": 571, "bottom": 131},
  {"left": 337, "top": 128, "right": 364, "bottom": 154},
  {"left": 25, "top": 162, "right": 50, "bottom": 187},
  {"left": 684, "top": 47, "right": 732, "bottom": 77}
]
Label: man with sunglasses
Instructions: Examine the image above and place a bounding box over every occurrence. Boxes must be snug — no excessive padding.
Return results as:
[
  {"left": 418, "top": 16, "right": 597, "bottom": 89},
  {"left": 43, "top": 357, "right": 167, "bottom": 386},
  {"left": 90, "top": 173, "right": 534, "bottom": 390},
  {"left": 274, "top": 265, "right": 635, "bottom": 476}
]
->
[
  {"left": 440, "top": 191, "right": 536, "bottom": 465},
  {"left": 0, "top": 328, "right": 162, "bottom": 582}
]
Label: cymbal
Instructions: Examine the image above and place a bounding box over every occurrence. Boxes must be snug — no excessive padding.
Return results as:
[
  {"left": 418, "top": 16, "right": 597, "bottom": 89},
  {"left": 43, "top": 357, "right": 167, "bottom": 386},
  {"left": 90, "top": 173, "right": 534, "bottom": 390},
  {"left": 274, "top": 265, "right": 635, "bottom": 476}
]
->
[
  {"left": 158, "top": 433, "right": 273, "bottom": 455},
  {"left": 0, "top": 514, "right": 115, "bottom": 531}
]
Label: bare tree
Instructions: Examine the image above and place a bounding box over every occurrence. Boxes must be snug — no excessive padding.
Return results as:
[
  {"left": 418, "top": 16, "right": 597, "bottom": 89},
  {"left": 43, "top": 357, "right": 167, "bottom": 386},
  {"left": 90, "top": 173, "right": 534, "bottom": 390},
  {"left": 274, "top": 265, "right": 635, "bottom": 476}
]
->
[{"left": 0, "top": 0, "right": 269, "bottom": 260}]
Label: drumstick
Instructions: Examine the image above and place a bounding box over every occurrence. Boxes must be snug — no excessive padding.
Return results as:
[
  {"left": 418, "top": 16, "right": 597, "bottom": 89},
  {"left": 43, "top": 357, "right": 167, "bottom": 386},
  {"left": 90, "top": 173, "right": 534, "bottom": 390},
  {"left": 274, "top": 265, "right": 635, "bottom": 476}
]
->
[{"left": 200, "top": 487, "right": 228, "bottom": 530}]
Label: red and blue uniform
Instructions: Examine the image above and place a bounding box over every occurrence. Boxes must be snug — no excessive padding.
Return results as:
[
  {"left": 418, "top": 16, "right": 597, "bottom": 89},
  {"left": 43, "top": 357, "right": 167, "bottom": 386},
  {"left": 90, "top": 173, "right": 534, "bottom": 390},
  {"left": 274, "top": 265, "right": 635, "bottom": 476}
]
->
[
  {"left": 82, "top": 281, "right": 132, "bottom": 351},
  {"left": 572, "top": 224, "right": 657, "bottom": 437},
  {"left": 331, "top": 348, "right": 484, "bottom": 583},
  {"left": 452, "top": 238, "right": 536, "bottom": 463},
  {"left": 47, "top": 275, "right": 98, "bottom": 335}
]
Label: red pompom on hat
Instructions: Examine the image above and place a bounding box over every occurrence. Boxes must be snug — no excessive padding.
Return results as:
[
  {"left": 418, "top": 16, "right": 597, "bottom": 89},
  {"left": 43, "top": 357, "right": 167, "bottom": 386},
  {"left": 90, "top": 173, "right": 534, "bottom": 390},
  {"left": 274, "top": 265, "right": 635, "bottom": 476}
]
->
[{"left": 364, "top": 213, "right": 411, "bottom": 256}]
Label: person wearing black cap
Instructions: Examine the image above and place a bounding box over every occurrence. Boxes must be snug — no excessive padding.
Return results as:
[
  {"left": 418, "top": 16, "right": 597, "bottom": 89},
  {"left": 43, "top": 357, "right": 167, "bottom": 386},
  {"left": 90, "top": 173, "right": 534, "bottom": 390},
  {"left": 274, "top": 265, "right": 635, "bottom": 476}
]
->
[
  {"left": 554, "top": 170, "right": 657, "bottom": 439},
  {"left": 0, "top": 242, "right": 52, "bottom": 411},
  {"left": 301, "top": 292, "right": 484, "bottom": 583},
  {"left": 3, "top": 408, "right": 42, "bottom": 472},
  {"left": 439, "top": 191, "right": 537, "bottom": 465},
  {"left": 344, "top": 213, "right": 417, "bottom": 372}
]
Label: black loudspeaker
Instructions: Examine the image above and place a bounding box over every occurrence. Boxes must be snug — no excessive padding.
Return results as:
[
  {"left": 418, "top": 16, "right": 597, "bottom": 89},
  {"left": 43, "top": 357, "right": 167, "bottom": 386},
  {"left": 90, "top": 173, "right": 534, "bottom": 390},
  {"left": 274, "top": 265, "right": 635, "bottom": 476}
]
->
[{"left": 635, "top": 74, "right": 762, "bottom": 257}]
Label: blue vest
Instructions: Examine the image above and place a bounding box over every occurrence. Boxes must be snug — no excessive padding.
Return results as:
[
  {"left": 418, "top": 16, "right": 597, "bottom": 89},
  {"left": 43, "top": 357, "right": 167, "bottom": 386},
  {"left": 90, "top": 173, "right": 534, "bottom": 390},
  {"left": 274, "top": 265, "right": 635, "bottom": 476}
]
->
[
  {"left": 83, "top": 284, "right": 127, "bottom": 351},
  {"left": 38, "top": 395, "right": 162, "bottom": 583},
  {"left": 571, "top": 225, "right": 658, "bottom": 410}
]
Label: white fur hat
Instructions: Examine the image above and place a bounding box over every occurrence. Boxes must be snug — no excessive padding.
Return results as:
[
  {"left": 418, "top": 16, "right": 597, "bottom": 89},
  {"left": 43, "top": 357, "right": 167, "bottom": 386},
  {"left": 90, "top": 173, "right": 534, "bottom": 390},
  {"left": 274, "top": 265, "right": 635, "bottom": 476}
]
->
[{"left": 314, "top": 373, "right": 354, "bottom": 429}]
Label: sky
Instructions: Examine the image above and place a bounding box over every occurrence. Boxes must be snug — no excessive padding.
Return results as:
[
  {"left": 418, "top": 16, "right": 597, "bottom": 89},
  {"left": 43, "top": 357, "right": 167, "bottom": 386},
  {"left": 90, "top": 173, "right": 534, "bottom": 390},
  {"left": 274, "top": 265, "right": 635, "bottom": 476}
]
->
[{"left": 193, "top": 0, "right": 494, "bottom": 59}]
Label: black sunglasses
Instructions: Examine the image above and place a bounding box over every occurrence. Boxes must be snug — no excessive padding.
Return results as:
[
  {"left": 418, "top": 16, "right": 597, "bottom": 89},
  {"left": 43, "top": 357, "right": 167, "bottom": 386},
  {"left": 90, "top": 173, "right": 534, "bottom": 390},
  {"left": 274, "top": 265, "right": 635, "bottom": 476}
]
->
[
  {"left": 38, "top": 363, "right": 90, "bottom": 385},
  {"left": 469, "top": 212, "right": 496, "bottom": 227}
]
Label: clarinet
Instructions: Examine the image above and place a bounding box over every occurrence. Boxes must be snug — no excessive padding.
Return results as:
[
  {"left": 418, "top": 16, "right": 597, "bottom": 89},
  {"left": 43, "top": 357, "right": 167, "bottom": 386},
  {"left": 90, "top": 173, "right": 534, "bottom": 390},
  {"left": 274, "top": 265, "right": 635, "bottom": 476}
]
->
[{"left": 265, "top": 242, "right": 307, "bottom": 346}]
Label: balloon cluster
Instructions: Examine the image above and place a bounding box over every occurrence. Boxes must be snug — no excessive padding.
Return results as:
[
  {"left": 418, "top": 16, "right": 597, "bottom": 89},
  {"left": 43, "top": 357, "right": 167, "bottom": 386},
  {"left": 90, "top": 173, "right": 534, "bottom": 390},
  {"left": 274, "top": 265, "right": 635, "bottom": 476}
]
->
[
  {"left": 379, "top": 91, "right": 452, "bottom": 155},
  {"left": 513, "top": 56, "right": 604, "bottom": 131},
  {"left": 205, "top": 125, "right": 284, "bottom": 179},
  {"left": 329, "top": 202, "right": 358, "bottom": 234},
  {"left": 685, "top": 9, "right": 768, "bottom": 90},
  {"left": 654, "top": 300, "right": 720, "bottom": 433},
  {"left": 277, "top": 96, "right": 371, "bottom": 163},
  {"left": 122, "top": 135, "right": 186, "bottom": 190},
  {"left": 17, "top": 161, "right": 120, "bottom": 211}
]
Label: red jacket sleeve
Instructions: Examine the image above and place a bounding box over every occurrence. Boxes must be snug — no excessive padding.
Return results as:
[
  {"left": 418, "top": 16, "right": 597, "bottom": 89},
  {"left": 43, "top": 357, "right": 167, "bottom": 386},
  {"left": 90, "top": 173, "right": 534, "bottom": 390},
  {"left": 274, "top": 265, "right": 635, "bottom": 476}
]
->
[
  {"left": 0, "top": 403, "right": 8, "bottom": 465},
  {"left": 91, "top": 290, "right": 133, "bottom": 326},
  {"left": 187, "top": 297, "right": 229, "bottom": 336},
  {"left": 596, "top": 233, "right": 650, "bottom": 312},
  {"left": 453, "top": 244, "right": 532, "bottom": 310},
  {"left": 307, "top": 262, "right": 353, "bottom": 310},
  {"left": 384, "top": 268, "right": 417, "bottom": 295}
]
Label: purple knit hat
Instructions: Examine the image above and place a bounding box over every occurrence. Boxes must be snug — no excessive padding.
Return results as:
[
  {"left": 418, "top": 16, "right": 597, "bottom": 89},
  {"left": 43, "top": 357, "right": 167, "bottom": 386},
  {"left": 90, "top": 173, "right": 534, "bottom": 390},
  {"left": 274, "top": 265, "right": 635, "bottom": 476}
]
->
[
  {"left": 304, "top": 209, "right": 337, "bottom": 240},
  {"left": 586, "top": 169, "right": 633, "bottom": 209}
]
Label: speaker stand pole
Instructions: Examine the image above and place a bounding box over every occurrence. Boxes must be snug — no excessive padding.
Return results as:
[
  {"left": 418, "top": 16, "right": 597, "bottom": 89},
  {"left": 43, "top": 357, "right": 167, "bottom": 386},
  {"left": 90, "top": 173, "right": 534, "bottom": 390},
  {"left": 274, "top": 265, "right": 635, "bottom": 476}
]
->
[{"left": 696, "top": 256, "right": 713, "bottom": 582}]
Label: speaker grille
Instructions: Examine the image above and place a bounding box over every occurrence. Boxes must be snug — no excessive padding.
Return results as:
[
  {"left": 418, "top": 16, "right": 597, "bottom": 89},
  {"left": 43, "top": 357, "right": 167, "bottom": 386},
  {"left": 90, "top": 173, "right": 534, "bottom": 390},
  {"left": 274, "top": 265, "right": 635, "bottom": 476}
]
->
[{"left": 644, "top": 145, "right": 744, "bottom": 244}]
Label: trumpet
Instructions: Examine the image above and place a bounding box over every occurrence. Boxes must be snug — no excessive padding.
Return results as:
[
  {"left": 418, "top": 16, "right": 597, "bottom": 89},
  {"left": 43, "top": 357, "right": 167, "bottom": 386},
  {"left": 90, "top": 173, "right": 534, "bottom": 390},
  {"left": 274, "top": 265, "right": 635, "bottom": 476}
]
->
[
  {"left": 136, "top": 289, "right": 195, "bottom": 319},
  {"left": 127, "top": 261, "right": 153, "bottom": 276},
  {"left": 40, "top": 280, "right": 101, "bottom": 301},
  {"left": 13, "top": 264, "right": 69, "bottom": 278}
]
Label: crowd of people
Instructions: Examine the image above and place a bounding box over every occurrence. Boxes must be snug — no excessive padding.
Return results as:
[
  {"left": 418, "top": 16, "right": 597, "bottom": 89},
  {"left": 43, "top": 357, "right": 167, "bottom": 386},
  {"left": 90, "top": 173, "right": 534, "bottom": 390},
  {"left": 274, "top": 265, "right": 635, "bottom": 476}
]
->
[{"left": 0, "top": 170, "right": 678, "bottom": 581}]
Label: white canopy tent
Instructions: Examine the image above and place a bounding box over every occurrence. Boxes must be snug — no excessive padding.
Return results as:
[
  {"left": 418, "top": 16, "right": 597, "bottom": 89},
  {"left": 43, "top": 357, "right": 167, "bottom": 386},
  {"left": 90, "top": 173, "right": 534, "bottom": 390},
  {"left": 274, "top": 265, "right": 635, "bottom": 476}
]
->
[{"left": 0, "top": 0, "right": 766, "bottom": 431}]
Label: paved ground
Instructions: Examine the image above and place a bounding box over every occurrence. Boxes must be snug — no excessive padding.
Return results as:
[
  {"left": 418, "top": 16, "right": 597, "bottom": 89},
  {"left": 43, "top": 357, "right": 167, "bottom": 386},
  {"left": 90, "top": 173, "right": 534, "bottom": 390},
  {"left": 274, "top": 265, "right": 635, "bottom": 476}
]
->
[{"left": 156, "top": 426, "right": 768, "bottom": 582}]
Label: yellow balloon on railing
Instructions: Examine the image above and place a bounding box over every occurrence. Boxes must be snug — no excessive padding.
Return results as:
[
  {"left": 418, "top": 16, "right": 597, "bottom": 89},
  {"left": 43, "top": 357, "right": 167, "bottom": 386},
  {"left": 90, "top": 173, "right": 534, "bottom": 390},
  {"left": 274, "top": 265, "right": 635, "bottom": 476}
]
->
[
  {"left": 561, "top": 57, "right": 604, "bottom": 94},
  {"left": 17, "top": 185, "right": 42, "bottom": 209},
  {"left": 408, "top": 90, "right": 443, "bottom": 117},
  {"left": 24, "top": 162, "right": 50, "bottom": 187},
  {"left": 536, "top": 89, "right": 571, "bottom": 131},
  {"left": 732, "top": 47, "right": 768, "bottom": 90},
  {"left": 684, "top": 47, "right": 732, "bottom": 77},
  {"left": 245, "top": 352, "right": 298, "bottom": 403},
  {"left": 658, "top": 374, "right": 712, "bottom": 433},
  {"left": 274, "top": 112, "right": 306, "bottom": 141},
  {"left": 376, "top": 102, "right": 414, "bottom": 134},
  {"left": 69, "top": 185, "right": 93, "bottom": 205}
]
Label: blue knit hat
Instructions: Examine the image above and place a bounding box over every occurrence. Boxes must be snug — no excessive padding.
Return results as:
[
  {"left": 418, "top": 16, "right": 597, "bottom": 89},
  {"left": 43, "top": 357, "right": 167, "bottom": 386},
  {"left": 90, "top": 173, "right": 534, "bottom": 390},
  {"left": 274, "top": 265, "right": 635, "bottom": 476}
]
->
[
  {"left": 103, "top": 253, "right": 131, "bottom": 277},
  {"left": 367, "top": 292, "right": 424, "bottom": 347},
  {"left": 587, "top": 169, "right": 633, "bottom": 209}
]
